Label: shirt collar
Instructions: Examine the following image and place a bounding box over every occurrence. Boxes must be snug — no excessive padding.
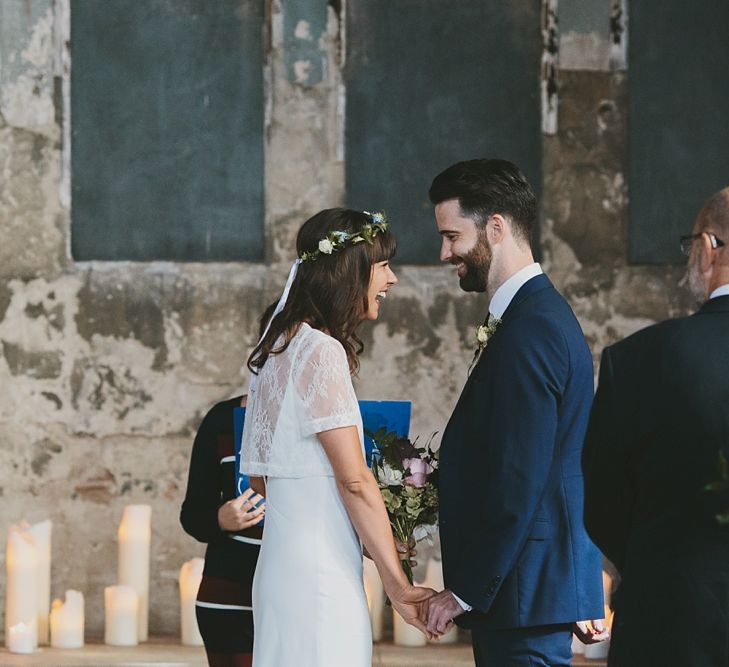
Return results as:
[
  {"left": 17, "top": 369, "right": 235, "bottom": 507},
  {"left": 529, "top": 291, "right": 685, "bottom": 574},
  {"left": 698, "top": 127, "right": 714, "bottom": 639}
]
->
[
  {"left": 488, "top": 263, "right": 543, "bottom": 320},
  {"left": 709, "top": 283, "right": 729, "bottom": 300}
]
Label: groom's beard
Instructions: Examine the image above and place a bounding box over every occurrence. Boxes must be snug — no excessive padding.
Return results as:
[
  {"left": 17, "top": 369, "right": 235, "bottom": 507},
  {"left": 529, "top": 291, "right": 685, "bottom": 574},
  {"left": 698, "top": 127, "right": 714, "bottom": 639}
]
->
[{"left": 457, "top": 234, "right": 492, "bottom": 293}]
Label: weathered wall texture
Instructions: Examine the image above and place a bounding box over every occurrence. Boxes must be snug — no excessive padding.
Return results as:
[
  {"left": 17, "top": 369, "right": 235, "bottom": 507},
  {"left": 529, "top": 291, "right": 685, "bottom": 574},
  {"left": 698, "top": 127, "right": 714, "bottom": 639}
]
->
[{"left": 0, "top": 0, "right": 696, "bottom": 636}]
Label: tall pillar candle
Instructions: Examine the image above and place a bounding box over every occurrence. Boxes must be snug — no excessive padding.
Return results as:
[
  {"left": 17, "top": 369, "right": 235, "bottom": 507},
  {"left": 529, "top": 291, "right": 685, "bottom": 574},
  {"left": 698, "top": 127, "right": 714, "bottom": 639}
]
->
[
  {"left": 50, "top": 590, "right": 84, "bottom": 648},
  {"left": 363, "top": 558, "right": 385, "bottom": 641},
  {"left": 5, "top": 525, "right": 38, "bottom": 649},
  {"left": 104, "top": 585, "right": 138, "bottom": 646},
  {"left": 179, "top": 558, "right": 204, "bottom": 646},
  {"left": 423, "top": 557, "right": 459, "bottom": 644},
  {"left": 118, "top": 505, "right": 151, "bottom": 641},
  {"left": 393, "top": 606, "right": 427, "bottom": 647},
  {"left": 28, "top": 520, "right": 52, "bottom": 645}
]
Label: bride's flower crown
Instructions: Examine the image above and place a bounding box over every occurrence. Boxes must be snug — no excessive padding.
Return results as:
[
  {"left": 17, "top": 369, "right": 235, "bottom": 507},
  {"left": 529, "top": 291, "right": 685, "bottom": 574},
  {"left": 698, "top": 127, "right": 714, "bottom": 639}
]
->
[{"left": 299, "top": 211, "right": 389, "bottom": 262}]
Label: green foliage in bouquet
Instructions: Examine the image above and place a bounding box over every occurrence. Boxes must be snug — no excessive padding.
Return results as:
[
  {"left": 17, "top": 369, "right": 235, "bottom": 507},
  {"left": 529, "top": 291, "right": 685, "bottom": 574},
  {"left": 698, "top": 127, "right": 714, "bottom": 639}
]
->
[{"left": 366, "top": 427, "right": 439, "bottom": 583}]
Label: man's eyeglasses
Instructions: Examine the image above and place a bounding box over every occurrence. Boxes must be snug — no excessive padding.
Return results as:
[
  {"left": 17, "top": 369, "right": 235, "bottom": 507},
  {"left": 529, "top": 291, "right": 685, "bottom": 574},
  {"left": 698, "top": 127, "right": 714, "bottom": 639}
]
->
[{"left": 679, "top": 232, "right": 726, "bottom": 257}]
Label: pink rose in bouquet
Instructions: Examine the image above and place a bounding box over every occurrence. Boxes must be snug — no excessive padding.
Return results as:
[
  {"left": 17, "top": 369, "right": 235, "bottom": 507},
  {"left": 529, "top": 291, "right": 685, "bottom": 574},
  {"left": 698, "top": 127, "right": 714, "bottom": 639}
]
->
[{"left": 403, "top": 458, "right": 434, "bottom": 487}]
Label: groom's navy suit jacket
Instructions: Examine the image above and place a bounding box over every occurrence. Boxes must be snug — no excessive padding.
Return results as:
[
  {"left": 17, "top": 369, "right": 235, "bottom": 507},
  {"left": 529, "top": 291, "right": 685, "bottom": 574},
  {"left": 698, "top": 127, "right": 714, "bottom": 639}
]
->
[{"left": 439, "top": 274, "right": 603, "bottom": 629}]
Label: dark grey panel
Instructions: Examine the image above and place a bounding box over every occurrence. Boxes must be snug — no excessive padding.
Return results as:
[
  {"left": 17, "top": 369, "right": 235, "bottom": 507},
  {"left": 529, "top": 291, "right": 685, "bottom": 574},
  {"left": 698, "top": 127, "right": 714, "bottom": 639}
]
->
[
  {"left": 345, "top": 0, "right": 542, "bottom": 265},
  {"left": 629, "top": 1, "right": 729, "bottom": 264},
  {"left": 71, "top": 0, "right": 265, "bottom": 261}
]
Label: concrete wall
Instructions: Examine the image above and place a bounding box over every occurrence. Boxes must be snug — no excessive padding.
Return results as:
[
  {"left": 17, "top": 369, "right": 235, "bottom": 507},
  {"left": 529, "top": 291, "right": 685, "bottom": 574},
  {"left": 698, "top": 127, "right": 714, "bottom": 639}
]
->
[{"left": 0, "top": 0, "right": 696, "bottom": 636}]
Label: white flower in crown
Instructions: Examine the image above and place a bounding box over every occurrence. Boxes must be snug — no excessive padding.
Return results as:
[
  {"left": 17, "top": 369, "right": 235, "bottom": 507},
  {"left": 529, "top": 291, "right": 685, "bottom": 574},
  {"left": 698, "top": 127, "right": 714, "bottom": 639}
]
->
[
  {"left": 318, "top": 238, "right": 335, "bottom": 254},
  {"left": 370, "top": 212, "right": 385, "bottom": 224}
]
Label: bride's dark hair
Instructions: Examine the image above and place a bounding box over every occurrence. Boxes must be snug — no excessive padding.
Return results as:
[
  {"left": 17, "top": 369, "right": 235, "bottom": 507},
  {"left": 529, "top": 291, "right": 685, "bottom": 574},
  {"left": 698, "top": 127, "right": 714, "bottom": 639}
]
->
[{"left": 248, "top": 208, "right": 396, "bottom": 375}]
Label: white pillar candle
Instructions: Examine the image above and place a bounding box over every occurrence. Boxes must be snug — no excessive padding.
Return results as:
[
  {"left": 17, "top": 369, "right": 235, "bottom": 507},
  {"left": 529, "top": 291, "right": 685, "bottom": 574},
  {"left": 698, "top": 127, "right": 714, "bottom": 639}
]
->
[
  {"left": 50, "top": 590, "right": 84, "bottom": 648},
  {"left": 179, "top": 558, "right": 204, "bottom": 646},
  {"left": 393, "top": 607, "right": 427, "bottom": 647},
  {"left": 571, "top": 633, "right": 585, "bottom": 655},
  {"left": 104, "top": 585, "right": 138, "bottom": 646},
  {"left": 7, "top": 622, "right": 35, "bottom": 654},
  {"left": 28, "top": 519, "right": 52, "bottom": 645},
  {"left": 117, "top": 504, "right": 151, "bottom": 641},
  {"left": 362, "top": 558, "right": 385, "bottom": 642},
  {"left": 423, "top": 557, "right": 459, "bottom": 644},
  {"left": 5, "top": 525, "right": 39, "bottom": 649}
]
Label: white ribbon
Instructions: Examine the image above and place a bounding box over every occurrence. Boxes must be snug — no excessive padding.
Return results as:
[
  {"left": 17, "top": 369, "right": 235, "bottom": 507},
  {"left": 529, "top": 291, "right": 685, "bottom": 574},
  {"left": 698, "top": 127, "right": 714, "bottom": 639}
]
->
[{"left": 248, "top": 259, "right": 302, "bottom": 393}]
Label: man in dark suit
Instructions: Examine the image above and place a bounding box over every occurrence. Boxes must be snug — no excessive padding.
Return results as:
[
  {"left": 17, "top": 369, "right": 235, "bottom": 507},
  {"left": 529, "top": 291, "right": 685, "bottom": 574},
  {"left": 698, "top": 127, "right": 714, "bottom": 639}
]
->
[
  {"left": 583, "top": 187, "right": 729, "bottom": 666},
  {"left": 425, "top": 159, "right": 606, "bottom": 666}
]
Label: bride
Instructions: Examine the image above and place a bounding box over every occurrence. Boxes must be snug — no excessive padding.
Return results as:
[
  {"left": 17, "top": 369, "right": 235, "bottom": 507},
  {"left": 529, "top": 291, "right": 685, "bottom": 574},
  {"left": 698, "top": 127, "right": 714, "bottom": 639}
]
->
[{"left": 240, "top": 208, "right": 435, "bottom": 666}]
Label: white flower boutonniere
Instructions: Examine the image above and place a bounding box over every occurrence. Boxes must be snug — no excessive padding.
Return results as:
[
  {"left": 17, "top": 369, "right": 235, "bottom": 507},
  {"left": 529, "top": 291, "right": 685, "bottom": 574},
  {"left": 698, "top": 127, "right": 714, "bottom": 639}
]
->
[{"left": 475, "top": 317, "right": 501, "bottom": 353}]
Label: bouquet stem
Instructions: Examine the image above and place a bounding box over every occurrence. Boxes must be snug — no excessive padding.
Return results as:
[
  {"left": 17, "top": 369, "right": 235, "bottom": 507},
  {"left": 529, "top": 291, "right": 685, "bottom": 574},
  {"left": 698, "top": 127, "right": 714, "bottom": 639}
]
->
[{"left": 392, "top": 518, "right": 415, "bottom": 584}]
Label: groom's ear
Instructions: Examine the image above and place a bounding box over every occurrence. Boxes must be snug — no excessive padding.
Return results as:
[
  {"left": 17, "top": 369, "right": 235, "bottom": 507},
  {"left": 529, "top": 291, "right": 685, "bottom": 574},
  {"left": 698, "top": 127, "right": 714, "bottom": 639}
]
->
[{"left": 487, "top": 213, "right": 507, "bottom": 244}]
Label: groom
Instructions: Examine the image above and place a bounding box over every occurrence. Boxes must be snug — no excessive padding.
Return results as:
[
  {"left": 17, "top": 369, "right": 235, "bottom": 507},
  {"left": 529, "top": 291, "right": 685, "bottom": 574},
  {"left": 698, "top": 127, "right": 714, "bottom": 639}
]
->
[{"left": 425, "top": 159, "right": 606, "bottom": 665}]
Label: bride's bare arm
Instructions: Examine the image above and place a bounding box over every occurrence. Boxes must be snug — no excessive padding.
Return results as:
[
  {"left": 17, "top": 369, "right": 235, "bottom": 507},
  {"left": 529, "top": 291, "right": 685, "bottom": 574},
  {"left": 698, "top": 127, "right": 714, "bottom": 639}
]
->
[{"left": 318, "top": 425, "right": 435, "bottom": 637}]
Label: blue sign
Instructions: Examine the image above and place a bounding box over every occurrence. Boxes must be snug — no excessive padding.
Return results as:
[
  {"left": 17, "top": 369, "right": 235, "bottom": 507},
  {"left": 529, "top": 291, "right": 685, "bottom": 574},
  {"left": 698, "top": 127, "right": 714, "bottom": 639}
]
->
[
  {"left": 359, "top": 400, "right": 411, "bottom": 466},
  {"left": 233, "top": 400, "right": 411, "bottom": 493}
]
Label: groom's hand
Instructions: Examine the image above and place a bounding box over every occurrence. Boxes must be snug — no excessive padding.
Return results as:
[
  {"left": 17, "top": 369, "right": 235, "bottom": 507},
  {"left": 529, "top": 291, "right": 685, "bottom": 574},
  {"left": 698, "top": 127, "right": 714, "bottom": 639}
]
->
[
  {"left": 426, "top": 589, "right": 465, "bottom": 636},
  {"left": 573, "top": 619, "right": 610, "bottom": 644}
]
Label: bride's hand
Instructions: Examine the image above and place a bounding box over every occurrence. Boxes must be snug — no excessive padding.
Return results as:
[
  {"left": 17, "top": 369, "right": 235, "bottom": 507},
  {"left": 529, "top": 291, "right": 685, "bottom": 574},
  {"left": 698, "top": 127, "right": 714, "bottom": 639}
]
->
[{"left": 390, "top": 585, "right": 438, "bottom": 639}]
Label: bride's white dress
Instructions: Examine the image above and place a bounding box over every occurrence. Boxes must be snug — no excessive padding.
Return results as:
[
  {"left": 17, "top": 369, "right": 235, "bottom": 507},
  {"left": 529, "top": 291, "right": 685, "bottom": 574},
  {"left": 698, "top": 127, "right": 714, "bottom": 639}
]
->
[{"left": 240, "top": 323, "right": 371, "bottom": 667}]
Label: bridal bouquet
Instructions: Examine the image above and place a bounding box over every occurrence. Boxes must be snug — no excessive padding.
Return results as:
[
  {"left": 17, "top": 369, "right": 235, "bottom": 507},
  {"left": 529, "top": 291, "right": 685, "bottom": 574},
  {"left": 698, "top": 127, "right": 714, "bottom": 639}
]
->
[{"left": 366, "top": 427, "right": 439, "bottom": 583}]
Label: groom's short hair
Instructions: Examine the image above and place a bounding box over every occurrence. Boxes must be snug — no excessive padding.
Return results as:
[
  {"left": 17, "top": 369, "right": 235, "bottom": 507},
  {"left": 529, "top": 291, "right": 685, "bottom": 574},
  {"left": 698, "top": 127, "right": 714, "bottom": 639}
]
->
[{"left": 429, "top": 159, "right": 537, "bottom": 246}]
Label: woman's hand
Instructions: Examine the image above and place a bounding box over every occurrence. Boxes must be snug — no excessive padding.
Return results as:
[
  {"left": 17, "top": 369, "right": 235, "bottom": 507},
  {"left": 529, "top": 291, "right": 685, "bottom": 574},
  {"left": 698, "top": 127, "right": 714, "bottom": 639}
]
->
[
  {"left": 395, "top": 536, "right": 418, "bottom": 568},
  {"left": 217, "top": 488, "right": 265, "bottom": 531},
  {"left": 390, "top": 584, "right": 438, "bottom": 640}
]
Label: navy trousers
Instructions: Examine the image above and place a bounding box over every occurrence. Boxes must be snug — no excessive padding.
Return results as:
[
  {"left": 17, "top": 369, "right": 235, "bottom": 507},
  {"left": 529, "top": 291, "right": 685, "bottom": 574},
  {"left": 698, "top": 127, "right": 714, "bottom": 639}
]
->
[{"left": 471, "top": 623, "right": 573, "bottom": 667}]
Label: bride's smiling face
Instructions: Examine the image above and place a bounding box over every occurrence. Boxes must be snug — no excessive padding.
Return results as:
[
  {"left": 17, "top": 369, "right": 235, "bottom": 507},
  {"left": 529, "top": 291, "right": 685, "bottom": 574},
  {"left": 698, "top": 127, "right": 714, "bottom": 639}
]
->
[{"left": 364, "top": 260, "right": 398, "bottom": 320}]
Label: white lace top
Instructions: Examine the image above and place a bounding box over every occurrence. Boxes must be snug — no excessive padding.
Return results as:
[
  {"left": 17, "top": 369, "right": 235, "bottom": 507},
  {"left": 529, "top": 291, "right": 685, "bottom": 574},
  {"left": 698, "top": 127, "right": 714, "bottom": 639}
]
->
[{"left": 240, "top": 323, "right": 364, "bottom": 478}]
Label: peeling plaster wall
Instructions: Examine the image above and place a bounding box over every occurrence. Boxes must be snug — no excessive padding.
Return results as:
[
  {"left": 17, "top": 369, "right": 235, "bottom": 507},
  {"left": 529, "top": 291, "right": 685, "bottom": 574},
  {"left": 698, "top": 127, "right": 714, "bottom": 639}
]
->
[{"left": 0, "top": 1, "right": 696, "bottom": 636}]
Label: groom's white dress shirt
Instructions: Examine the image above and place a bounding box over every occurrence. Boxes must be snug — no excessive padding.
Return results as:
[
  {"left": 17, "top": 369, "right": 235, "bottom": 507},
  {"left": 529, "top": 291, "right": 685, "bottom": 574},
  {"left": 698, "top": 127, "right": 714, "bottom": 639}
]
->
[
  {"left": 489, "top": 263, "right": 544, "bottom": 320},
  {"left": 452, "top": 262, "right": 543, "bottom": 612},
  {"left": 710, "top": 284, "right": 729, "bottom": 299}
]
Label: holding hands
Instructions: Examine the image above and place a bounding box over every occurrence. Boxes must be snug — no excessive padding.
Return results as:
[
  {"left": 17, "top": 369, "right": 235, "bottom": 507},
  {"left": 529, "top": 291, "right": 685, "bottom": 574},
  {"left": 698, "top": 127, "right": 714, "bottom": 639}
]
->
[
  {"left": 425, "top": 589, "right": 465, "bottom": 637},
  {"left": 217, "top": 487, "right": 265, "bottom": 531}
]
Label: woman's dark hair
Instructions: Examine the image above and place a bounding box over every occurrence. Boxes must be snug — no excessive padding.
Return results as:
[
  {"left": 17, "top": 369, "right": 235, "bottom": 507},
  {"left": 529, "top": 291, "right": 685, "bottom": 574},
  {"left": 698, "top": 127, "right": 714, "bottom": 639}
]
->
[{"left": 248, "top": 208, "right": 396, "bottom": 375}]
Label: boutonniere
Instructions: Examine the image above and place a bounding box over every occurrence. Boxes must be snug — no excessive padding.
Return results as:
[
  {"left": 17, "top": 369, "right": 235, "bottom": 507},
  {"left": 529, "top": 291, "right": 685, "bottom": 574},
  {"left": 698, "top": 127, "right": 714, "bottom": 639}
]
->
[
  {"left": 475, "top": 317, "right": 501, "bottom": 354},
  {"left": 469, "top": 316, "right": 501, "bottom": 376}
]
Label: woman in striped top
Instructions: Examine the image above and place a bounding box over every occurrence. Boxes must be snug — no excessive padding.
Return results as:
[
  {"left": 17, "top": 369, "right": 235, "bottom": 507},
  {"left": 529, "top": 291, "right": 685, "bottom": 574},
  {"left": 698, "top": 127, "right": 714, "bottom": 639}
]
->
[{"left": 180, "top": 394, "right": 265, "bottom": 667}]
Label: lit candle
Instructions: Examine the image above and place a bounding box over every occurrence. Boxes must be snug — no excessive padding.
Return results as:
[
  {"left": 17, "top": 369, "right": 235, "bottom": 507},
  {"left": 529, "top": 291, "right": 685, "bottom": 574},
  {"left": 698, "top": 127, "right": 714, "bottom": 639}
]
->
[
  {"left": 423, "top": 557, "right": 459, "bottom": 644},
  {"left": 118, "top": 505, "right": 151, "bottom": 641},
  {"left": 393, "top": 607, "right": 427, "bottom": 647},
  {"left": 5, "top": 525, "right": 38, "bottom": 649},
  {"left": 28, "top": 519, "right": 52, "bottom": 645},
  {"left": 363, "top": 558, "right": 384, "bottom": 642},
  {"left": 179, "top": 558, "right": 204, "bottom": 646},
  {"left": 7, "top": 622, "right": 35, "bottom": 654},
  {"left": 50, "top": 590, "right": 84, "bottom": 648},
  {"left": 104, "top": 585, "right": 138, "bottom": 646}
]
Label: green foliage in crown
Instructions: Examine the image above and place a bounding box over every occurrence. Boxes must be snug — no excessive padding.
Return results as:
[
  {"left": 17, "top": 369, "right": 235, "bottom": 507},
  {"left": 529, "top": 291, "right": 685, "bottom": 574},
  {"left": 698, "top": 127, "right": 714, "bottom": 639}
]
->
[{"left": 299, "top": 211, "right": 388, "bottom": 262}]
